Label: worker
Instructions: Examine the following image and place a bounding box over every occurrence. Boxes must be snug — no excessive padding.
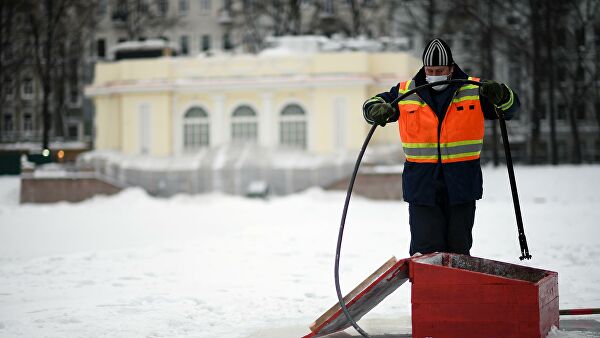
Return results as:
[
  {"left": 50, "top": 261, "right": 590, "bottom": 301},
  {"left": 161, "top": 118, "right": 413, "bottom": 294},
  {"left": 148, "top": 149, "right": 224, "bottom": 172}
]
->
[{"left": 362, "top": 38, "right": 520, "bottom": 256}]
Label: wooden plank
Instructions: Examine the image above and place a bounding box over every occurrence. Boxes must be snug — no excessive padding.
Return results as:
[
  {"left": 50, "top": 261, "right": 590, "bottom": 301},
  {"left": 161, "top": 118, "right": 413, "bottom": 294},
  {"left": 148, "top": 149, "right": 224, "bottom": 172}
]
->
[
  {"left": 305, "top": 257, "right": 410, "bottom": 337},
  {"left": 539, "top": 297, "right": 560, "bottom": 336},
  {"left": 309, "top": 256, "right": 398, "bottom": 331},
  {"left": 537, "top": 273, "right": 559, "bottom": 305},
  {"left": 410, "top": 261, "right": 533, "bottom": 286}
]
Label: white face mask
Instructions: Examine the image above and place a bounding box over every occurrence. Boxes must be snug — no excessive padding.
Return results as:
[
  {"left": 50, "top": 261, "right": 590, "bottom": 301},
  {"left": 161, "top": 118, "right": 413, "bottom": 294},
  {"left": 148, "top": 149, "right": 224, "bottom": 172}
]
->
[{"left": 425, "top": 74, "right": 450, "bottom": 91}]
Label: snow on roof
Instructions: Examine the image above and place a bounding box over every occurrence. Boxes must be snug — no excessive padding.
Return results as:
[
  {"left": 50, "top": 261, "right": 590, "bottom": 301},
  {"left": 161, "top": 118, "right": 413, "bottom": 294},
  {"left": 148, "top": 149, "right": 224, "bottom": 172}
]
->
[
  {"left": 259, "top": 35, "right": 412, "bottom": 56},
  {"left": 260, "top": 35, "right": 329, "bottom": 56},
  {"left": 108, "top": 39, "right": 179, "bottom": 54},
  {"left": 343, "top": 36, "right": 383, "bottom": 52},
  {"left": 0, "top": 141, "right": 89, "bottom": 151}
]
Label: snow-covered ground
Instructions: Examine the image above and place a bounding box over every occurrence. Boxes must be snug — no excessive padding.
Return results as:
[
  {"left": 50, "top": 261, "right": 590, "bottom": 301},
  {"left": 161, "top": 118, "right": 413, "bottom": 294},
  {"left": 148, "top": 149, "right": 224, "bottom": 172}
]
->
[{"left": 1, "top": 165, "right": 599, "bottom": 337}]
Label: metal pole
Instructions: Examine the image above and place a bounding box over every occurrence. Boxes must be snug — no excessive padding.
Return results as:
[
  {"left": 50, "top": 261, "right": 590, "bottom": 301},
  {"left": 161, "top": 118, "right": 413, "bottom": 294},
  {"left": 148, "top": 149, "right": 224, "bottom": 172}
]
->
[
  {"left": 560, "top": 308, "right": 600, "bottom": 316},
  {"left": 496, "top": 107, "right": 532, "bottom": 260}
]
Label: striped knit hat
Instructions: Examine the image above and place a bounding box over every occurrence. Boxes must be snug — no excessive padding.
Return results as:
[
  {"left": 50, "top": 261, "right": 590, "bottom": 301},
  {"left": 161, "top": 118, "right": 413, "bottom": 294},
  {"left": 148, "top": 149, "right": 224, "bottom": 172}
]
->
[{"left": 422, "top": 38, "right": 453, "bottom": 67}]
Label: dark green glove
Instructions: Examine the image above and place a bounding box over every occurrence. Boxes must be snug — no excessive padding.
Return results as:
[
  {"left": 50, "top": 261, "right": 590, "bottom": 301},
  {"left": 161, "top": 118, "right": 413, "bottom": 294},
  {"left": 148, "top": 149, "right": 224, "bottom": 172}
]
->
[
  {"left": 368, "top": 102, "right": 395, "bottom": 127},
  {"left": 479, "top": 81, "right": 508, "bottom": 105}
]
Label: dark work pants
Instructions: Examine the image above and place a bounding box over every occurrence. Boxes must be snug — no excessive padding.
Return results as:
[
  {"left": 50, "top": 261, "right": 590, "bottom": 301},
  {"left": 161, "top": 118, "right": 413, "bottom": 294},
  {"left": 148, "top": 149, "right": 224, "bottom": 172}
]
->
[{"left": 408, "top": 190, "right": 476, "bottom": 256}]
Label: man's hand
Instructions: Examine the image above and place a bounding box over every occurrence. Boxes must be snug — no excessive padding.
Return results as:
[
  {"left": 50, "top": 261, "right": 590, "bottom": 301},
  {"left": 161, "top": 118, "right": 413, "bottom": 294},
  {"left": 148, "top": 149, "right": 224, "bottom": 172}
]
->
[
  {"left": 479, "top": 81, "right": 508, "bottom": 106},
  {"left": 369, "top": 102, "right": 396, "bottom": 127}
]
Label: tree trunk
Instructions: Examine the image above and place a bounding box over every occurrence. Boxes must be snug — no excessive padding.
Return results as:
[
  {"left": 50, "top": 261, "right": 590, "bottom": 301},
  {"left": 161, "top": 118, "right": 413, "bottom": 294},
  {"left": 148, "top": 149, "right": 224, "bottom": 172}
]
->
[
  {"left": 486, "top": 1, "right": 499, "bottom": 166},
  {"left": 350, "top": 0, "right": 360, "bottom": 37},
  {"left": 545, "top": 0, "right": 558, "bottom": 164},
  {"left": 42, "top": 0, "right": 54, "bottom": 151},
  {"left": 289, "top": 0, "right": 301, "bottom": 35},
  {"left": 0, "top": 0, "right": 16, "bottom": 141},
  {"left": 595, "top": 35, "right": 600, "bottom": 138},
  {"left": 55, "top": 42, "right": 67, "bottom": 139},
  {"left": 528, "top": 0, "right": 542, "bottom": 164},
  {"left": 567, "top": 99, "right": 582, "bottom": 164},
  {"left": 567, "top": 33, "right": 584, "bottom": 164},
  {"left": 0, "top": 1, "right": 5, "bottom": 140},
  {"left": 426, "top": 0, "right": 435, "bottom": 42}
]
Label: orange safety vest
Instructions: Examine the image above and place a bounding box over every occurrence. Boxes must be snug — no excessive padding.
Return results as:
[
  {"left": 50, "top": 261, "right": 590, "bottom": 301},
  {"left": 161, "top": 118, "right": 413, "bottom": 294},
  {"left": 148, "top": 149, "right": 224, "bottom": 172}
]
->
[{"left": 397, "top": 77, "right": 484, "bottom": 163}]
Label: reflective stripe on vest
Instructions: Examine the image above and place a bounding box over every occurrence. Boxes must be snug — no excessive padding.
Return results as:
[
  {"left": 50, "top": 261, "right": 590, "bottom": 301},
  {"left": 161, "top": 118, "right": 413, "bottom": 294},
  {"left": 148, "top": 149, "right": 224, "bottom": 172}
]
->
[
  {"left": 499, "top": 86, "right": 515, "bottom": 110},
  {"left": 398, "top": 80, "right": 426, "bottom": 107},
  {"left": 397, "top": 76, "right": 484, "bottom": 163},
  {"left": 403, "top": 139, "right": 484, "bottom": 161}
]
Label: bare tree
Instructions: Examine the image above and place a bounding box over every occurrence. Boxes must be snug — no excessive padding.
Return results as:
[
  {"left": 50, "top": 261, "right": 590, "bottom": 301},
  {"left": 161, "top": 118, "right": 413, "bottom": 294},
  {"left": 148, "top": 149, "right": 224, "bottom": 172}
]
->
[
  {"left": 454, "top": 0, "right": 550, "bottom": 164},
  {"left": 110, "top": 0, "right": 179, "bottom": 41},
  {"left": 472, "top": 0, "right": 502, "bottom": 166},
  {"left": 23, "top": 0, "right": 100, "bottom": 150},
  {"left": 484, "top": 1, "right": 501, "bottom": 166},
  {"left": 347, "top": 0, "right": 362, "bottom": 37},
  {"left": 229, "top": 0, "right": 302, "bottom": 53},
  {"left": 392, "top": 0, "right": 452, "bottom": 47},
  {"left": 53, "top": 5, "right": 98, "bottom": 139},
  {"left": 593, "top": 17, "right": 600, "bottom": 141},
  {"left": 544, "top": 0, "right": 559, "bottom": 164},
  {"left": 344, "top": 0, "right": 387, "bottom": 38},
  {"left": 25, "top": 0, "right": 66, "bottom": 150},
  {"left": 231, "top": 0, "right": 391, "bottom": 53},
  {"left": 0, "top": 0, "right": 27, "bottom": 142},
  {"left": 553, "top": 0, "right": 600, "bottom": 163},
  {"left": 528, "top": 0, "right": 544, "bottom": 164}
]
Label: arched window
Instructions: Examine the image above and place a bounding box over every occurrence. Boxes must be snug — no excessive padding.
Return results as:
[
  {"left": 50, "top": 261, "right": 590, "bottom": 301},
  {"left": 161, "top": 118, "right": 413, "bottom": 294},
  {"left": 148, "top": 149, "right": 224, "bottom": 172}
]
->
[
  {"left": 183, "top": 107, "right": 209, "bottom": 150},
  {"left": 280, "top": 104, "right": 306, "bottom": 149},
  {"left": 231, "top": 105, "right": 258, "bottom": 143}
]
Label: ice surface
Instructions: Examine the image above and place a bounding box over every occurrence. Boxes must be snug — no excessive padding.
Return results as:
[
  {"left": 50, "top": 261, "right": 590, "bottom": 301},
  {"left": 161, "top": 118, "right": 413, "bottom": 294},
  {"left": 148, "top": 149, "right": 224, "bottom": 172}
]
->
[{"left": 0, "top": 165, "right": 599, "bottom": 337}]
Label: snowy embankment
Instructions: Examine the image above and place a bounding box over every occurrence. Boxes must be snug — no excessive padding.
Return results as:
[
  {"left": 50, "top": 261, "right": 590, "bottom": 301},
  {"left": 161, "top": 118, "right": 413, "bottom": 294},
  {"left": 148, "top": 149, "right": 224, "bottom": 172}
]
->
[{"left": 0, "top": 165, "right": 599, "bottom": 337}]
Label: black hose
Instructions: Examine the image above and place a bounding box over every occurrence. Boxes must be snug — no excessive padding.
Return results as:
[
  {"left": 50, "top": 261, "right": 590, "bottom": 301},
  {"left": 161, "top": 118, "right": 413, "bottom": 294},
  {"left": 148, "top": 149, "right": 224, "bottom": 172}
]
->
[{"left": 334, "top": 79, "right": 482, "bottom": 338}]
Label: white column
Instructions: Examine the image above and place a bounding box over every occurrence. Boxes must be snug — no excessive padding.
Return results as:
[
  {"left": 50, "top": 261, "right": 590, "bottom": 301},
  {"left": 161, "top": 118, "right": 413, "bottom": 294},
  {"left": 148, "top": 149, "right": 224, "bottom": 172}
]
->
[
  {"left": 260, "top": 92, "right": 274, "bottom": 148},
  {"left": 138, "top": 103, "right": 151, "bottom": 155},
  {"left": 333, "top": 97, "right": 347, "bottom": 152},
  {"left": 212, "top": 94, "right": 225, "bottom": 146},
  {"left": 307, "top": 89, "right": 316, "bottom": 153},
  {"left": 172, "top": 93, "right": 181, "bottom": 155},
  {"left": 211, "top": 94, "right": 226, "bottom": 193}
]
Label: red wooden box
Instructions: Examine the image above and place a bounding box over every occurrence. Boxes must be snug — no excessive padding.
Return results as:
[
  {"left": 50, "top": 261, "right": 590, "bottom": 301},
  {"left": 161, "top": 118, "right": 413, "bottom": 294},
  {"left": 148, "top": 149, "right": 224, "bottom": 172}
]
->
[{"left": 410, "top": 253, "right": 559, "bottom": 338}]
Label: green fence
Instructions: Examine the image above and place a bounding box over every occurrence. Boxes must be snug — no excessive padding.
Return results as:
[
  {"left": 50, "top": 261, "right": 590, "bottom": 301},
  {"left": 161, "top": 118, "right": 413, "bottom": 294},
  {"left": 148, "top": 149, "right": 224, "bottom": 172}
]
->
[{"left": 0, "top": 151, "right": 54, "bottom": 175}]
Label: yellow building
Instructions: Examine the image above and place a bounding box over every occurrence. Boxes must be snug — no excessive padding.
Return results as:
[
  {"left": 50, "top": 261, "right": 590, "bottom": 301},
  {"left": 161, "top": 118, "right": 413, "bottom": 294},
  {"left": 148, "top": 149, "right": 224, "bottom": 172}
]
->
[{"left": 85, "top": 52, "right": 421, "bottom": 157}]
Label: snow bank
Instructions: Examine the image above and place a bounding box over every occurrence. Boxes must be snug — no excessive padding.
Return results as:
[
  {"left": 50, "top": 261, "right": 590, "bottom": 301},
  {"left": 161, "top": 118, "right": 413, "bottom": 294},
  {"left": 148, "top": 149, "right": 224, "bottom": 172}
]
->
[{"left": 0, "top": 176, "right": 20, "bottom": 207}]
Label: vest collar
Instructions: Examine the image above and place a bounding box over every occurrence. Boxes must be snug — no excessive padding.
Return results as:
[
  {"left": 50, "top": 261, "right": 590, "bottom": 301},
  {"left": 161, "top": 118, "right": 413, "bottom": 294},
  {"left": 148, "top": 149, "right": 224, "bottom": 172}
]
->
[{"left": 412, "top": 63, "right": 469, "bottom": 114}]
